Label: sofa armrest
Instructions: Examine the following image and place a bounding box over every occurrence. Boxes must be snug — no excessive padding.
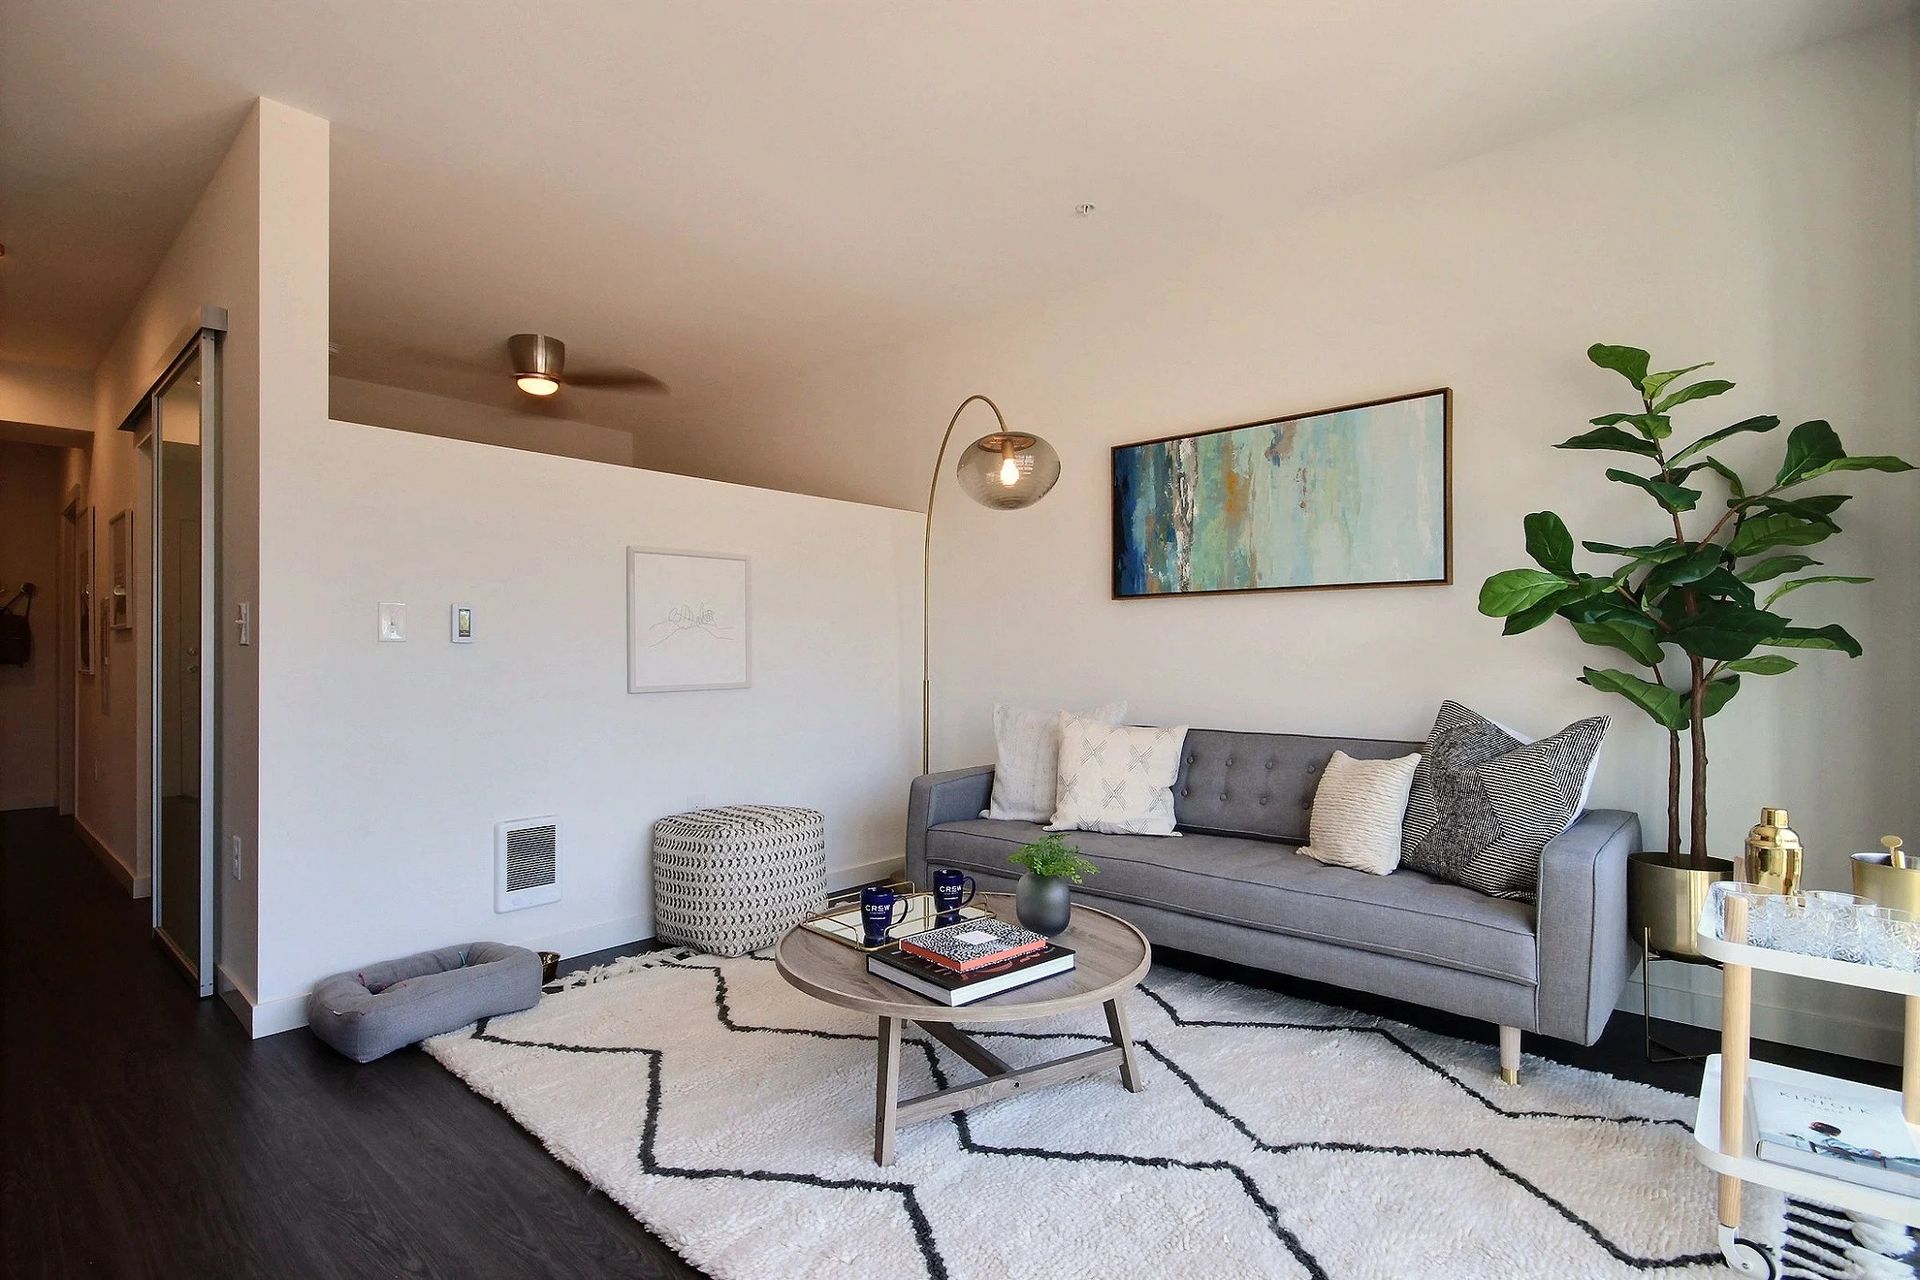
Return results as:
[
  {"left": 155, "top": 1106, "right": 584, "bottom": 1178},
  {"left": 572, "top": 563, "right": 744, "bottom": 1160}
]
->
[
  {"left": 906, "top": 766, "right": 994, "bottom": 882},
  {"left": 1533, "top": 808, "right": 1640, "bottom": 1044}
]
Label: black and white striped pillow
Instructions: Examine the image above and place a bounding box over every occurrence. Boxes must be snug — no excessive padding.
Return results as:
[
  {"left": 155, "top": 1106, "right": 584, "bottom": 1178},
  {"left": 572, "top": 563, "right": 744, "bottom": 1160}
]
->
[{"left": 1400, "top": 702, "right": 1609, "bottom": 900}]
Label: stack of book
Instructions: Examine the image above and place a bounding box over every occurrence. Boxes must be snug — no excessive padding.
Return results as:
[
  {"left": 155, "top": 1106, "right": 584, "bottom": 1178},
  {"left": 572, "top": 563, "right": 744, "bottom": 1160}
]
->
[
  {"left": 867, "top": 917, "right": 1076, "bottom": 1006},
  {"left": 1750, "top": 1076, "right": 1920, "bottom": 1195}
]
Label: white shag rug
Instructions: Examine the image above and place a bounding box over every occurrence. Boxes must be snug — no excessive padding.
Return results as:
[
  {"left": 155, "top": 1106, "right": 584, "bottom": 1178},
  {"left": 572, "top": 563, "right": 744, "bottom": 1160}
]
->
[{"left": 426, "top": 951, "right": 1913, "bottom": 1280}]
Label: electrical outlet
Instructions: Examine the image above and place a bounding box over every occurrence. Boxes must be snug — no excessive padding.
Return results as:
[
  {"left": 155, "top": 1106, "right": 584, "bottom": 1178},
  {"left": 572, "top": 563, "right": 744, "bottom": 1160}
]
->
[
  {"left": 229, "top": 834, "right": 244, "bottom": 881},
  {"left": 377, "top": 602, "right": 407, "bottom": 642}
]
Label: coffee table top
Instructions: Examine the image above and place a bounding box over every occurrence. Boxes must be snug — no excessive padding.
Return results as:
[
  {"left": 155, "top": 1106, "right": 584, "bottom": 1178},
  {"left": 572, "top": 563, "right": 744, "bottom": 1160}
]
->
[{"left": 774, "top": 893, "right": 1151, "bottom": 1024}]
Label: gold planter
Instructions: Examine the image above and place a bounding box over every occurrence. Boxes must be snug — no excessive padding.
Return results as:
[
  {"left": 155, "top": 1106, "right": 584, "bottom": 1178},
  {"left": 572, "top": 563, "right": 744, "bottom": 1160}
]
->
[
  {"left": 1628, "top": 850, "right": 1734, "bottom": 958},
  {"left": 1851, "top": 853, "right": 1920, "bottom": 915}
]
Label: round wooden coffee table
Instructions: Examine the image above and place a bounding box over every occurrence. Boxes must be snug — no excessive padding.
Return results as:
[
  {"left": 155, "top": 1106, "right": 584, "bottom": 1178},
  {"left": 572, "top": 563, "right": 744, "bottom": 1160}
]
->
[{"left": 774, "top": 893, "right": 1151, "bottom": 1165}]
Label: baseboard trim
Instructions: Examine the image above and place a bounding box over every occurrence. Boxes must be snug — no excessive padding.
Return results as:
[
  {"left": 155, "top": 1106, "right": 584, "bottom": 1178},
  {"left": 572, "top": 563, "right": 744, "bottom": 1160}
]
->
[
  {"left": 70, "top": 815, "right": 149, "bottom": 899},
  {"left": 1618, "top": 963, "right": 1901, "bottom": 1065},
  {"left": 217, "top": 964, "right": 257, "bottom": 1034},
  {"left": 830, "top": 856, "right": 903, "bottom": 892},
  {"left": 531, "top": 914, "right": 656, "bottom": 961}
]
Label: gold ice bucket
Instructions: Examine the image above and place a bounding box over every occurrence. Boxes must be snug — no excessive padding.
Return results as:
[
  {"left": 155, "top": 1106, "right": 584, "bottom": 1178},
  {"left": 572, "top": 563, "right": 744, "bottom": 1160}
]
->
[{"left": 1851, "top": 852, "right": 1920, "bottom": 915}]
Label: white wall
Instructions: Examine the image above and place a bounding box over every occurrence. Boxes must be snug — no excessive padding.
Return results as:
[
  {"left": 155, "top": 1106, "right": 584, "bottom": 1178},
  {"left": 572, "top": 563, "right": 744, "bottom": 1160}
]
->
[
  {"left": 720, "top": 24, "right": 1920, "bottom": 1057},
  {"left": 248, "top": 418, "right": 919, "bottom": 1032},
  {"left": 0, "top": 442, "right": 68, "bottom": 810}
]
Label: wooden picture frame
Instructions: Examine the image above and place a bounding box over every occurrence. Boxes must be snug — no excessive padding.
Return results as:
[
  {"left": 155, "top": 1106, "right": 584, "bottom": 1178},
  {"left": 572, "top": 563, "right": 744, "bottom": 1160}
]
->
[
  {"left": 1111, "top": 388, "right": 1452, "bottom": 599},
  {"left": 108, "top": 509, "right": 133, "bottom": 631}
]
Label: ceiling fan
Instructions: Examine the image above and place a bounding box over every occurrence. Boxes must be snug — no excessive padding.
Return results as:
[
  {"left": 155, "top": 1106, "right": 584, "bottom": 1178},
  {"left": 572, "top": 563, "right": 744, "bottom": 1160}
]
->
[{"left": 506, "top": 333, "right": 667, "bottom": 398}]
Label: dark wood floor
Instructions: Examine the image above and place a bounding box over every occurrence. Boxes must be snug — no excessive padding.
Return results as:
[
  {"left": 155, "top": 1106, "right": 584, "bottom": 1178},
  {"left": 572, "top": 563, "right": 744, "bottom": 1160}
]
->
[{"left": 1, "top": 806, "right": 1896, "bottom": 1277}]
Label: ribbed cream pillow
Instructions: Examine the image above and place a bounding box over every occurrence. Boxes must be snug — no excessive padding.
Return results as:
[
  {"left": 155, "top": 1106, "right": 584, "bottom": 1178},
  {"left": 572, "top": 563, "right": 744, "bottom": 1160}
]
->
[{"left": 1299, "top": 750, "right": 1422, "bottom": 876}]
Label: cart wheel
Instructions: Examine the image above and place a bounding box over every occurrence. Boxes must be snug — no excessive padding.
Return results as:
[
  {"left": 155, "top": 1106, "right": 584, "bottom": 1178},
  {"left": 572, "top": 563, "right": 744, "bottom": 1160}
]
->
[{"left": 1716, "top": 1226, "right": 1775, "bottom": 1278}]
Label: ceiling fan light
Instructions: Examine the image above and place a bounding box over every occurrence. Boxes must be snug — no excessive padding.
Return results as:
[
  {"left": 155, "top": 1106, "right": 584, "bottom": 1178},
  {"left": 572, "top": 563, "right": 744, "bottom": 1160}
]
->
[{"left": 516, "top": 374, "right": 560, "bottom": 397}]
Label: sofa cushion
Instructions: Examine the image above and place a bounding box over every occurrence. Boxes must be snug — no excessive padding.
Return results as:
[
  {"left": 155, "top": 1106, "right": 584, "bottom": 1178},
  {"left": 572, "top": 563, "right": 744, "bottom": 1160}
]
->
[{"left": 925, "top": 819, "right": 1537, "bottom": 985}]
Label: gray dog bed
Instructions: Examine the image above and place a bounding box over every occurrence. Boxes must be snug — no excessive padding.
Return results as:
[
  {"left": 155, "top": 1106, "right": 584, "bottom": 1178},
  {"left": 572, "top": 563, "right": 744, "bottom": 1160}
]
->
[{"left": 307, "top": 941, "right": 542, "bottom": 1062}]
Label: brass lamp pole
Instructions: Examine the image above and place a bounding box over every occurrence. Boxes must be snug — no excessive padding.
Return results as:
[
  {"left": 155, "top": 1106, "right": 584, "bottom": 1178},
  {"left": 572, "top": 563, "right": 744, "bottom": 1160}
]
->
[{"left": 921, "top": 395, "right": 1062, "bottom": 773}]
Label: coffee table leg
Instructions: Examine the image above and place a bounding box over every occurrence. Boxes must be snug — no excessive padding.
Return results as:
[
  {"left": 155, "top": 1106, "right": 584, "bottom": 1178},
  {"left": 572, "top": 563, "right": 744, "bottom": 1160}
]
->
[
  {"left": 874, "top": 1015, "right": 902, "bottom": 1166},
  {"left": 1105, "top": 997, "right": 1144, "bottom": 1093}
]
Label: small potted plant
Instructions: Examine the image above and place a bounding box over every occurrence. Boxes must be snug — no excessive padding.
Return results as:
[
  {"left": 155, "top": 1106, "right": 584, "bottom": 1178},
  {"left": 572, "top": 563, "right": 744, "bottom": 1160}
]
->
[{"left": 1009, "top": 833, "right": 1098, "bottom": 936}]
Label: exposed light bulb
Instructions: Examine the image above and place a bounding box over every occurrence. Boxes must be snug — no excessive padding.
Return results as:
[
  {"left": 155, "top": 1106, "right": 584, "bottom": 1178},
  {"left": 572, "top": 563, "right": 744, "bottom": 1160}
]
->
[
  {"left": 516, "top": 375, "right": 560, "bottom": 397},
  {"left": 999, "top": 455, "right": 1020, "bottom": 487}
]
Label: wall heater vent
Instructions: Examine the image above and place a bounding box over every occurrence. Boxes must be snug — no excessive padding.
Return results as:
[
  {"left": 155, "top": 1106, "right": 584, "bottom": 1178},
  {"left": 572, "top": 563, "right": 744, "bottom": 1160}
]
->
[{"left": 495, "top": 816, "right": 560, "bottom": 912}]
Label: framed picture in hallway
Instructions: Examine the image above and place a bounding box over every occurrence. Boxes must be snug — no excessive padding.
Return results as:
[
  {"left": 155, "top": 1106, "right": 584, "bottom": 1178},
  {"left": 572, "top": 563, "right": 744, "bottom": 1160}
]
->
[
  {"left": 1111, "top": 388, "right": 1451, "bottom": 598},
  {"left": 108, "top": 509, "right": 132, "bottom": 631},
  {"left": 626, "top": 548, "right": 751, "bottom": 693},
  {"left": 76, "top": 505, "right": 95, "bottom": 675}
]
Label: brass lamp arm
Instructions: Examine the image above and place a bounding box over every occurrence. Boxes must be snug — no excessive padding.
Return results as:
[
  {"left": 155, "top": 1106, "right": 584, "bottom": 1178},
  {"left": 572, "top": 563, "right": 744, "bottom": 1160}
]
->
[{"left": 923, "top": 395, "right": 1008, "bottom": 774}]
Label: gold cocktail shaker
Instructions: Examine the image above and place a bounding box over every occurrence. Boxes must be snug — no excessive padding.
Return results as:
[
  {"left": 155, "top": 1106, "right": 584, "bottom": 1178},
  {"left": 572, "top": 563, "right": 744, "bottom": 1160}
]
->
[{"left": 1741, "top": 807, "right": 1802, "bottom": 895}]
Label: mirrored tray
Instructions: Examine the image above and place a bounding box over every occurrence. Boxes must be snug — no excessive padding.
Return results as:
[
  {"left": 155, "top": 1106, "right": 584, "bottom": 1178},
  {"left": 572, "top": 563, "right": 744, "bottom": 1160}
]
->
[{"left": 800, "top": 881, "right": 994, "bottom": 953}]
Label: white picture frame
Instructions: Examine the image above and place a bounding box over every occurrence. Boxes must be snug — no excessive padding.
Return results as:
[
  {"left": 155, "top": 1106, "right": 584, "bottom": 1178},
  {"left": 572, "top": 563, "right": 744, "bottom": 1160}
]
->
[{"left": 626, "top": 548, "right": 750, "bottom": 693}]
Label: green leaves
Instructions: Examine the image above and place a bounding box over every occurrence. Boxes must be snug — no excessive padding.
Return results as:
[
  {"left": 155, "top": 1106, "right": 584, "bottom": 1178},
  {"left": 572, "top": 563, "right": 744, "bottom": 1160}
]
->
[
  {"left": 1580, "top": 667, "right": 1688, "bottom": 730},
  {"left": 1765, "top": 624, "right": 1863, "bottom": 658},
  {"left": 1478, "top": 569, "right": 1570, "bottom": 618},
  {"left": 1668, "top": 602, "right": 1789, "bottom": 661},
  {"left": 1736, "top": 554, "right": 1820, "bottom": 583},
  {"left": 1670, "top": 415, "right": 1780, "bottom": 464},
  {"left": 1587, "top": 412, "right": 1672, "bottom": 440},
  {"left": 1798, "top": 454, "right": 1916, "bottom": 483},
  {"left": 1572, "top": 620, "right": 1664, "bottom": 667},
  {"left": 1582, "top": 540, "right": 1688, "bottom": 564},
  {"left": 1727, "top": 512, "right": 1835, "bottom": 557},
  {"left": 1775, "top": 420, "right": 1844, "bottom": 487},
  {"left": 1654, "top": 379, "right": 1735, "bottom": 414},
  {"left": 1762, "top": 575, "right": 1871, "bottom": 608},
  {"left": 1641, "top": 363, "right": 1713, "bottom": 400},
  {"left": 1724, "top": 655, "right": 1798, "bottom": 676},
  {"left": 1588, "top": 344, "right": 1651, "bottom": 388},
  {"left": 1606, "top": 468, "right": 1701, "bottom": 512},
  {"left": 1702, "top": 675, "right": 1742, "bottom": 718},
  {"left": 1523, "top": 511, "right": 1575, "bottom": 576},
  {"left": 1557, "top": 426, "right": 1660, "bottom": 457}
]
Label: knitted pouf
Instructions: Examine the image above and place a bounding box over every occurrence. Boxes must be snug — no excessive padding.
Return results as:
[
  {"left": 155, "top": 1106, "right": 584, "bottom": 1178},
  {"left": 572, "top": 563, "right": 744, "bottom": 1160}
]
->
[{"left": 651, "top": 805, "right": 827, "bottom": 956}]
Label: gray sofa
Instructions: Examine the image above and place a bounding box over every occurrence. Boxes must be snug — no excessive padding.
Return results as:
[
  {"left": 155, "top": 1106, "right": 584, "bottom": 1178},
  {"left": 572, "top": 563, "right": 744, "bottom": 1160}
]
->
[{"left": 906, "top": 727, "right": 1639, "bottom": 1083}]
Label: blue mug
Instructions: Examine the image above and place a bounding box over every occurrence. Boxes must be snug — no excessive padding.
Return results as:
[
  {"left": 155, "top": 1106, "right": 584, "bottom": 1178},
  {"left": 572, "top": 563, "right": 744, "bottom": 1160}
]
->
[
  {"left": 861, "top": 885, "right": 909, "bottom": 946},
  {"left": 932, "top": 868, "right": 977, "bottom": 924}
]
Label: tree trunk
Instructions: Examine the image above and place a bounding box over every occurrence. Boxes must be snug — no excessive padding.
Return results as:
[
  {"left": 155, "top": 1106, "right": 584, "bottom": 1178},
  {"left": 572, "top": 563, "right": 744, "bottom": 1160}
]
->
[
  {"left": 1667, "top": 729, "right": 1682, "bottom": 861},
  {"left": 1688, "top": 655, "right": 1709, "bottom": 867}
]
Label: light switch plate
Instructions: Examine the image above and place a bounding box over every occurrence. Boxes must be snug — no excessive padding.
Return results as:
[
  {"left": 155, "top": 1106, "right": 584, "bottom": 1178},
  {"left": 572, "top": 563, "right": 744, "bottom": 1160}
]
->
[
  {"left": 235, "top": 602, "right": 252, "bottom": 646},
  {"left": 378, "top": 602, "right": 407, "bottom": 642}
]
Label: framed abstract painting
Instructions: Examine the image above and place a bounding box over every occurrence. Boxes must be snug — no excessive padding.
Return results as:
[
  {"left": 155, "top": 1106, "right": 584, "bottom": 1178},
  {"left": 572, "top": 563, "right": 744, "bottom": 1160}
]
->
[{"left": 1111, "top": 388, "right": 1451, "bottom": 598}]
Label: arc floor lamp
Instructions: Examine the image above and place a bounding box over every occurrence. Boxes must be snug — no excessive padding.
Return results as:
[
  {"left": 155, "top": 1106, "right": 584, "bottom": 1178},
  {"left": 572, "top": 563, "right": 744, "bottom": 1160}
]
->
[{"left": 922, "top": 395, "right": 1061, "bottom": 773}]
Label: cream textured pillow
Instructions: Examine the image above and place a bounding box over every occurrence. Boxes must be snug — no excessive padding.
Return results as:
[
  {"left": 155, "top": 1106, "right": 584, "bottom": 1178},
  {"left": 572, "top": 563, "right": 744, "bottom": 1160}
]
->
[
  {"left": 985, "top": 701, "right": 1128, "bottom": 822},
  {"left": 1047, "top": 715, "right": 1189, "bottom": 837},
  {"left": 1299, "top": 750, "right": 1422, "bottom": 876}
]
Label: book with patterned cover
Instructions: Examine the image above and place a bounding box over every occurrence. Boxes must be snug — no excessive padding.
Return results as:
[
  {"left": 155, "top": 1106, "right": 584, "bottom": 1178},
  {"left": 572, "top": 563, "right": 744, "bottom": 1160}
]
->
[{"left": 898, "top": 917, "right": 1048, "bottom": 972}]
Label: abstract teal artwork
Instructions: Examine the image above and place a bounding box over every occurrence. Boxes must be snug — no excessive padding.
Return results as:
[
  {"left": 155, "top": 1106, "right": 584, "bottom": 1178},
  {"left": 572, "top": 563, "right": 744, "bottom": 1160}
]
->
[{"left": 1112, "top": 389, "right": 1450, "bottom": 597}]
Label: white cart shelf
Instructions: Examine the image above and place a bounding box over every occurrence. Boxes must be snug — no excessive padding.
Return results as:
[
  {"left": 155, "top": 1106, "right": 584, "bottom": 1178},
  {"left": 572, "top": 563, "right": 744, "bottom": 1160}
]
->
[{"left": 1692, "top": 901, "right": 1920, "bottom": 1275}]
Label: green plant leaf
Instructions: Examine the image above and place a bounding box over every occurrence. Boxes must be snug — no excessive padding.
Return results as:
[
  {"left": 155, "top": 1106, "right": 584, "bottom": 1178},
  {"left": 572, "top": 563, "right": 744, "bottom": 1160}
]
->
[
  {"left": 1736, "top": 554, "right": 1820, "bottom": 583},
  {"left": 1702, "top": 674, "right": 1742, "bottom": 718},
  {"left": 1740, "top": 495, "right": 1842, "bottom": 529},
  {"left": 1798, "top": 454, "right": 1917, "bottom": 482},
  {"left": 1588, "top": 344, "right": 1651, "bottom": 387},
  {"left": 1762, "top": 574, "right": 1872, "bottom": 608},
  {"left": 1557, "top": 426, "right": 1660, "bottom": 457},
  {"left": 1683, "top": 456, "right": 1746, "bottom": 499},
  {"left": 1669, "top": 415, "right": 1781, "bottom": 464},
  {"left": 1581, "top": 540, "right": 1688, "bottom": 564},
  {"left": 1606, "top": 468, "right": 1701, "bottom": 512},
  {"left": 1726, "top": 513, "right": 1835, "bottom": 557},
  {"left": 1690, "top": 567, "right": 1756, "bottom": 609},
  {"left": 1653, "top": 379, "right": 1735, "bottom": 414},
  {"left": 1572, "top": 620, "right": 1664, "bottom": 666},
  {"left": 1774, "top": 420, "right": 1845, "bottom": 486},
  {"left": 1764, "top": 624, "right": 1863, "bottom": 658},
  {"left": 1642, "top": 363, "right": 1713, "bottom": 399},
  {"left": 1645, "top": 543, "right": 1724, "bottom": 590},
  {"left": 1478, "top": 568, "right": 1570, "bottom": 617},
  {"left": 1523, "top": 511, "right": 1575, "bottom": 576},
  {"left": 1725, "top": 655, "right": 1798, "bottom": 675},
  {"left": 1669, "top": 603, "right": 1789, "bottom": 660},
  {"left": 1559, "top": 598, "right": 1658, "bottom": 628},
  {"left": 1579, "top": 666, "right": 1688, "bottom": 730}
]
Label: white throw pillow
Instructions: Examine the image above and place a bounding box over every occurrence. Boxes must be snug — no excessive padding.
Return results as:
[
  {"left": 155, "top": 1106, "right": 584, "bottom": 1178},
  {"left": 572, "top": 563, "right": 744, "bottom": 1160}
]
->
[
  {"left": 985, "top": 700, "right": 1128, "bottom": 822},
  {"left": 1047, "top": 715, "right": 1189, "bottom": 837},
  {"left": 1299, "top": 750, "right": 1423, "bottom": 876}
]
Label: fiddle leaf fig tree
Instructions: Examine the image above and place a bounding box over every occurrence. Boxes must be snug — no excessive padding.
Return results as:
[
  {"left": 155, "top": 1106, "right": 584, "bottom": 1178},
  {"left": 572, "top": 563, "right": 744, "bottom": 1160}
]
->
[{"left": 1479, "top": 345, "right": 1912, "bottom": 869}]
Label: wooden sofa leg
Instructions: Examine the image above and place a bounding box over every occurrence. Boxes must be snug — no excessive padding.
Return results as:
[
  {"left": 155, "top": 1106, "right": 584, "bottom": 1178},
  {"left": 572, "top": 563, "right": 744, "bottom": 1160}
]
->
[{"left": 1499, "top": 1025, "right": 1521, "bottom": 1086}]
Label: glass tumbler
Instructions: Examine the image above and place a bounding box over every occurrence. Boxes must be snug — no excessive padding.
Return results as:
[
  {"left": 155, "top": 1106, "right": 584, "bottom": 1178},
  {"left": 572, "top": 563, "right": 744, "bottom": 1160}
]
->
[
  {"left": 1712, "top": 884, "right": 1774, "bottom": 946},
  {"left": 1861, "top": 906, "right": 1920, "bottom": 972},
  {"left": 1754, "top": 894, "right": 1811, "bottom": 954},
  {"left": 1804, "top": 891, "right": 1873, "bottom": 962}
]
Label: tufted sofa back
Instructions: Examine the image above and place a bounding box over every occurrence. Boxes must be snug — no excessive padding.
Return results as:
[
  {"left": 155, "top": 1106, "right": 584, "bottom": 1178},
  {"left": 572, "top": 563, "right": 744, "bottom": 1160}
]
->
[{"left": 1170, "top": 728, "right": 1423, "bottom": 845}]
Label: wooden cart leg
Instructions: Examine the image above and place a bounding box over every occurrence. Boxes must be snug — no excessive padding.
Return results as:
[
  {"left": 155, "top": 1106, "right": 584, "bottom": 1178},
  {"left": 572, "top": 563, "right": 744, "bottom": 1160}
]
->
[
  {"left": 1905, "top": 995, "right": 1920, "bottom": 1126},
  {"left": 1105, "top": 997, "right": 1144, "bottom": 1093},
  {"left": 1498, "top": 1025, "right": 1521, "bottom": 1086},
  {"left": 1719, "top": 896, "right": 1754, "bottom": 1240},
  {"left": 874, "top": 1015, "right": 902, "bottom": 1166}
]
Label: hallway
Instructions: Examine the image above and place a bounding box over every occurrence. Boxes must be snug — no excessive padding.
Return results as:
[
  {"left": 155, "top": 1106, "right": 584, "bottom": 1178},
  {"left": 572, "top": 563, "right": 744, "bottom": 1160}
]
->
[{"left": 0, "top": 807, "right": 696, "bottom": 1279}]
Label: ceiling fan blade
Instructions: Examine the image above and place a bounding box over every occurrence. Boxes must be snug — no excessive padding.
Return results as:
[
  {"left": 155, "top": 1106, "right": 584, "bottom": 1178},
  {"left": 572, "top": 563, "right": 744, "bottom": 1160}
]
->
[{"left": 563, "top": 366, "right": 669, "bottom": 393}]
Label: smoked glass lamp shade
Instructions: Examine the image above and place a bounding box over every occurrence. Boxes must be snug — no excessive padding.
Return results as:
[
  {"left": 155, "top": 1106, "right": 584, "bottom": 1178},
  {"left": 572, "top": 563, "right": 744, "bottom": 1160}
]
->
[{"left": 953, "top": 431, "right": 1061, "bottom": 510}]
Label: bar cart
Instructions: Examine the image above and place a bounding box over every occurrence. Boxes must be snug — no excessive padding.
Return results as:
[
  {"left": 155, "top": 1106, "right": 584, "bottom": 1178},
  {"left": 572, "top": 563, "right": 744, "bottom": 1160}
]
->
[{"left": 1692, "top": 892, "right": 1920, "bottom": 1275}]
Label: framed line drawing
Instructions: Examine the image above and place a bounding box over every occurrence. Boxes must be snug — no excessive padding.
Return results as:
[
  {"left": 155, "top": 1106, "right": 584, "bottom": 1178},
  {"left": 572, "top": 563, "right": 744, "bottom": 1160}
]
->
[
  {"left": 76, "top": 505, "right": 95, "bottom": 675},
  {"left": 1111, "top": 388, "right": 1452, "bottom": 598},
  {"left": 108, "top": 508, "right": 133, "bottom": 630},
  {"left": 626, "top": 548, "right": 750, "bottom": 693}
]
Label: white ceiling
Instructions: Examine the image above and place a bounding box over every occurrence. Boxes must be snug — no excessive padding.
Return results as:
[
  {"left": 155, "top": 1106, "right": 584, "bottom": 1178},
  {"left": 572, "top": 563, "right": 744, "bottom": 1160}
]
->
[{"left": 2, "top": 0, "right": 1909, "bottom": 470}]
